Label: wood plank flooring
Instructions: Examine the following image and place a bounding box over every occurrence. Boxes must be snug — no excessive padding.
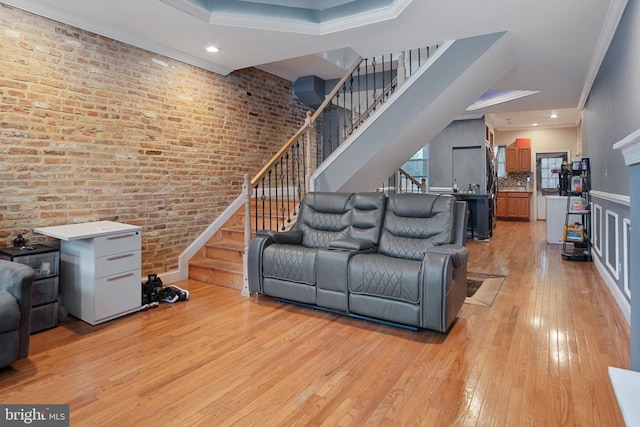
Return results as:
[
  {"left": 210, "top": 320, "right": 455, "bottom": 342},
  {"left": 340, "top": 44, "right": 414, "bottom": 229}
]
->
[{"left": 0, "top": 220, "right": 630, "bottom": 426}]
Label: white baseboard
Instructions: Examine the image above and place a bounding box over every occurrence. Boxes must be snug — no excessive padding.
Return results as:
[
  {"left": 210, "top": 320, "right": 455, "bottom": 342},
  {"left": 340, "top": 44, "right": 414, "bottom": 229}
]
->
[{"left": 594, "top": 255, "right": 631, "bottom": 324}]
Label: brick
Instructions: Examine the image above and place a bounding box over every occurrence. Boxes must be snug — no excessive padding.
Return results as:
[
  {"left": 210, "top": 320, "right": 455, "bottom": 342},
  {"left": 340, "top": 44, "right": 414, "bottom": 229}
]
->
[{"left": 0, "top": 4, "right": 309, "bottom": 272}]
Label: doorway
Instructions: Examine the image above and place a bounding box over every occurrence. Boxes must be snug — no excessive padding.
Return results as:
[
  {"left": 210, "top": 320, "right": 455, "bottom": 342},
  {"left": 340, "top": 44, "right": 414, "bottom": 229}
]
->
[{"left": 535, "top": 151, "right": 569, "bottom": 219}]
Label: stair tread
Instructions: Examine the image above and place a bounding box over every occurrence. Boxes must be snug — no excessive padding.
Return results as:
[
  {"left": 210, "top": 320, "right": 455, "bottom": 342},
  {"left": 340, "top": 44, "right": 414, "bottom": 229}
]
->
[
  {"left": 224, "top": 224, "right": 289, "bottom": 234},
  {"left": 190, "top": 258, "right": 243, "bottom": 273},
  {"left": 207, "top": 240, "right": 244, "bottom": 250}
]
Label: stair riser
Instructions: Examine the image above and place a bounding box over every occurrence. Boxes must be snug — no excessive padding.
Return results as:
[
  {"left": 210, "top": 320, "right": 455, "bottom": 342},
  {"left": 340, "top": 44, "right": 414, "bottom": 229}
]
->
[
  {"left": 221, "top": 228, "right": 244, "bottom": 242},
  {"left": 206, "top": 246, "right": 243, "bottom": 262},
  {"left": 189, "top": 265, "right": 243, "bottom": 290}
]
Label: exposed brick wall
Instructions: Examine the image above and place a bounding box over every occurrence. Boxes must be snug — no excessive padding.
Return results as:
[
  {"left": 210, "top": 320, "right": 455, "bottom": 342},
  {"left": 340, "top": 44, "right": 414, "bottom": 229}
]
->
[{"left": 0, "top": 4, "right": 308, "bottom": 274}]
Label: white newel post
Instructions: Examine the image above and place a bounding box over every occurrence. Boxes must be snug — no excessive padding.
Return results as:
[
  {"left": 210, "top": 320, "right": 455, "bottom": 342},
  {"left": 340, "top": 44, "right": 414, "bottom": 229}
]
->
[
  {"left": 397, "top": 51, "right": 406, "bottom": 88},
  {"left": 305, "top": 111, "right": 313, "bottom": 193},
  {"left": 241, "top": 173, "right": 251, "bottom": 297}
]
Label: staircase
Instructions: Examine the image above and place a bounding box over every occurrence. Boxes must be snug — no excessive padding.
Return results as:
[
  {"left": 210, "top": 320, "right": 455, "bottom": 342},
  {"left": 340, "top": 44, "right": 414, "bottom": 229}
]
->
[
  {"left": 188, "top": 206, "right": 245, "bottom": 289},
  {"left": 188, "top": 198, "right": 297, "bottom": 289},
  {"left": 187, "top": 32, "right": 516, "bottom": 288},
  {"left": 312, "top": 32, "right": 515, "bottom": 192}
]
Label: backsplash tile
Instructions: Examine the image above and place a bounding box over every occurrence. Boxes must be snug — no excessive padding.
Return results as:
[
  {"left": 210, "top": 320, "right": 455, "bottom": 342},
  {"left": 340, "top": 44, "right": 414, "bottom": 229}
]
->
[{"left": 498, "top": 172, "right": 533, "bottom": 190}]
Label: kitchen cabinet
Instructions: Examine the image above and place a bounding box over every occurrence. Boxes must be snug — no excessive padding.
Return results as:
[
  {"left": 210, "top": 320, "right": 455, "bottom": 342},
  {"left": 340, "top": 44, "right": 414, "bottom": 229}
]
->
[
  {"left": 506, "top": 146, "right": 531, "bottom": 173},
  {"left": 497, "top": 192, "right": 530, "bottom": 221},
  {"left": 508, "top": 193, "right": 530, "bottom": 218},
  {"left": 496, "top": 193, "right": 508, "bottom": 218}
]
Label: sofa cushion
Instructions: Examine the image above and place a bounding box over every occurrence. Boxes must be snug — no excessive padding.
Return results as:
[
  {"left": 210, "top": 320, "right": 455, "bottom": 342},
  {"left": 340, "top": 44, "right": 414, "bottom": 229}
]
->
[
  {"left": 263, "top": 245, "right": 317, "bottom": 285},
  {"left": 346, "top": 192, "right": 386, "bottom": 245},
  {"left": 0, "top": 290, "right": 20, "bottom": 334},
  {"left": 295, "top": 192, "right": 354, "bottom": 248},
  {"left": 348, "top": 254, "right": 421, "bottom": 304},
  {"left": 378, "top": 193, "right": 456, "bottom": 260}
]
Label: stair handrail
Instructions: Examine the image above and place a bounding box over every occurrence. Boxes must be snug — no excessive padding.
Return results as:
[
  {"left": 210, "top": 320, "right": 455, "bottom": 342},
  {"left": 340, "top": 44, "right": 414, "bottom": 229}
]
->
[
  {"left": 247, "top": 57, "right": 368, "bottom": 235},
  {"left": 398, "top": 167, "right": 427, "bottom": 193},
  {"left": 310, "top": 57, "right": 365, "bottom": 124},
  {"left": 245, "top": 45, "right": 441, "bottom": 236},
  {"left": 251, "top": 57, "right": 366, "bottom": 188},
  {"left": 250, "top": 119, "right": 311, "bottom": 187}
]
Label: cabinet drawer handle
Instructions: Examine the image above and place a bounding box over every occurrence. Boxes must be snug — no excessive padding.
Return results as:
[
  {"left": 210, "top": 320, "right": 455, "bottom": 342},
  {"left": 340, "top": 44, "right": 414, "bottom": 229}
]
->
[
  {"left": 107, "top": 272, "right": 134, "bottom": 282},
  {"left": 107, "top": 233, "right": 136, "bottom": 240},
  {"left": 106, "top": 253, "right": 134, "bottom": 261}
]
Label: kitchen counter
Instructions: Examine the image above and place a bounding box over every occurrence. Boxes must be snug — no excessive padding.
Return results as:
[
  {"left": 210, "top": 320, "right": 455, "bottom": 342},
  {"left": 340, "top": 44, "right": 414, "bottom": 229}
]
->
[
  {"left": 499, "top": 188, "right": 534, "bottom": 193},
  {"left": 451, "top": 193, "right": 492, "bottom": 240},
  {"left": 450, "top": 192, "right": 490, "bottom": 197}
]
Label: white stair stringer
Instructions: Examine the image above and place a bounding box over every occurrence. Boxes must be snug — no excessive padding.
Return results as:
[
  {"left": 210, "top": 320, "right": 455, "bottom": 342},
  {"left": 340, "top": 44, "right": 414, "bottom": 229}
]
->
[{"left": 310, "top": 32, "right": 515, "bottom": 193}]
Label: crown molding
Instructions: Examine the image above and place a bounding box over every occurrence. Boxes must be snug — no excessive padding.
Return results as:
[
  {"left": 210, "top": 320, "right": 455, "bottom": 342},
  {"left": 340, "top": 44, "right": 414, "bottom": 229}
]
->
[
  {"left": 578, "top": 0, "right": 629, "bottom": 109},
  {"left": 206, "top": 0, "right": 412, "bottom": 35},
  {"left": 613, "top": 128, "right": 640, "bottom": 166},
  {"left": 2, "top": 0, "right": 233, "bottom": 76}
]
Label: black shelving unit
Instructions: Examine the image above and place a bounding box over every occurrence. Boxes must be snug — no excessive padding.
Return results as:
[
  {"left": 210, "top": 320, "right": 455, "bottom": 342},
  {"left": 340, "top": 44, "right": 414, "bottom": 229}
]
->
[
  {"left": 0, "top": 244, "right": 60, "bottom": 333},
  {"left": 562, "top": 158, "right": 592, "bottom": 262}
]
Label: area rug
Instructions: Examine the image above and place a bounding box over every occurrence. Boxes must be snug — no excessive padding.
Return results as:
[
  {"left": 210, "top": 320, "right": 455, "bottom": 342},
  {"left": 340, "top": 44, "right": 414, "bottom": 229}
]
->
[{"left": 465, "top": 272, "right": 506, "bottom": 307}]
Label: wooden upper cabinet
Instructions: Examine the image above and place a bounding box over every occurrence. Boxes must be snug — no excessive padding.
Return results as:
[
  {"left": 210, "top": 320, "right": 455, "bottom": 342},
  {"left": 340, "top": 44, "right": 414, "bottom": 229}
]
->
[
  {"left": 518, "top": 147, "right": 531, "bottom": 172},
  {"left": 506, "top": 146, "right": 531, "bottom": 173},
  {"left": 506, "top": 147, "right": 518, "bottom": 172}
]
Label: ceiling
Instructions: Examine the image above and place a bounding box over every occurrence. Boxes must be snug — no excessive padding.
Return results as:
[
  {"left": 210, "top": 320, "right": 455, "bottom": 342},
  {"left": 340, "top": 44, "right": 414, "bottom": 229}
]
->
[{"left": 1, "top": 0, "right": 628, "bottom": 131}]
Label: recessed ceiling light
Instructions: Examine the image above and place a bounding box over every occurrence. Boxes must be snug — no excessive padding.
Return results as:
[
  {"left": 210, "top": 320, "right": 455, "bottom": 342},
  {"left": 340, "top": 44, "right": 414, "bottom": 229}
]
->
[
  {"left": 550, "top": 113, "right": 558, "bottom": 119},
  {"left": 206, "top": 46, "right": 219, "bottom": 53},
  {"left": 532, "top": 123, "right": 539, "bottom": 127}
]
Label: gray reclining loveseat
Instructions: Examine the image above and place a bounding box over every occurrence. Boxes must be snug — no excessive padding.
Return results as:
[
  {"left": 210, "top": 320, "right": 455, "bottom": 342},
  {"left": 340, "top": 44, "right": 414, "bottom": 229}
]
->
[{"left": 248, "top": 191, "right": 469, "bottom": 333}]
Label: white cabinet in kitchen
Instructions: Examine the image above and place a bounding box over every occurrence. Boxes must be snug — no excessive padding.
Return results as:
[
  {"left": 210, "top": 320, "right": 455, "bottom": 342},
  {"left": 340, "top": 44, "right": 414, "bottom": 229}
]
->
[{"left": 546, "top": 196, "right": 582, "bottom": 244}]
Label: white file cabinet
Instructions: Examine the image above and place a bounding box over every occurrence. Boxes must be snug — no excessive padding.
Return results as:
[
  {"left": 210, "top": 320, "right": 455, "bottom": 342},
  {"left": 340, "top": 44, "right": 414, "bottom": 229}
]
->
[{"left": 35, "top": 221, "right": 142, "bottom": 325}]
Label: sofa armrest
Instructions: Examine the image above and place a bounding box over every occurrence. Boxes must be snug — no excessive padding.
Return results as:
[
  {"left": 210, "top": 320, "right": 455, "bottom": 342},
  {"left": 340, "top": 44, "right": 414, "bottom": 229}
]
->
[
  {"left": 424, "top": 244, "right": 468, "bottom": 269},
  {"left": 420, "top": 245, "right": 468, "bottom": 332},
  {"left": 247, "top": 234, "right": 274, "bottom": 294},
  {"left": 256, "top": 230, "right": 303, "bottom": 245},
  {"left": 329, "top": 238, "right": 375, "bottom": 251},
  {"left": 0, "top": 260, "right": 35, "bottom": 359}
]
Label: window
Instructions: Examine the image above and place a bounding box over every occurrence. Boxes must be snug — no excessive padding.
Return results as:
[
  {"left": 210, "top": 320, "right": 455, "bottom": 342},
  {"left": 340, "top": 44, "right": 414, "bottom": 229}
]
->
[
  {"left": 403, "top": 145, "right": 429, "bottom": 179},
  {"left": 540, "top": 157, "right": 563, "bottom": 190},
  {"left": 535, "top": 152, "right": 568, "bottom": 192}
]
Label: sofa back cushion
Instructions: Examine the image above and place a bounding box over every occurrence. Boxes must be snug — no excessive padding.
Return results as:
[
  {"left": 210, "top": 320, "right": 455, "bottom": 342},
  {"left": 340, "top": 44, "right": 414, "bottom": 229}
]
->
[
  {"left": 295, "top": 192, "right": 354, "bottom": 248},
  {"left": 346, "top": 192, "right": 387, "bottom": 245},
  {"left": 378, "top": 193, "right": 456, "bottom": 260}
]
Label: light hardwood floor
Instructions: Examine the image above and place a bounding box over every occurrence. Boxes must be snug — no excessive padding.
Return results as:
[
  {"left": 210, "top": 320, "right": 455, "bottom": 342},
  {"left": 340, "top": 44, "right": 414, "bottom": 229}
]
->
[{"left": 0, "top": 220, "right": 630, "bottom": 426}]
